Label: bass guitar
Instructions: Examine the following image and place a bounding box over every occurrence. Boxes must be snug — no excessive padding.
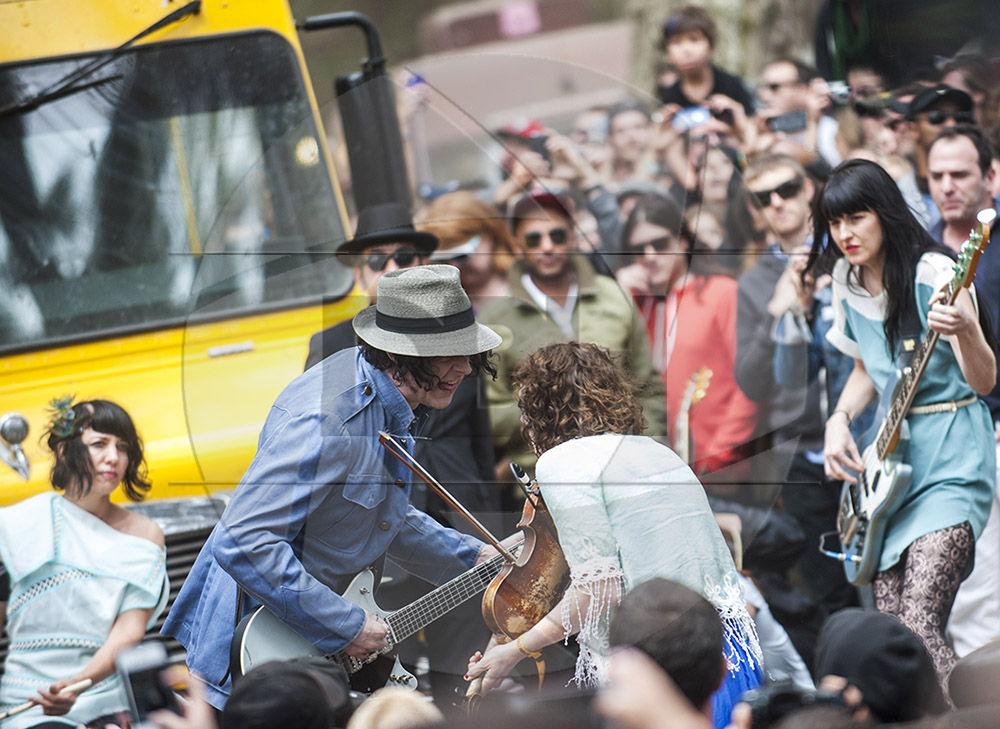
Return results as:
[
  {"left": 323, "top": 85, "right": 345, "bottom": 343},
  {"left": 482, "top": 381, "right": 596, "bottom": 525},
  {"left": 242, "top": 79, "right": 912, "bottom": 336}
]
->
[
  {"left": 232, "top": 540, "right": 523, "bottom": 693},
  {"left": 833, "top": 208, "right": 995, "bottom": 585}
]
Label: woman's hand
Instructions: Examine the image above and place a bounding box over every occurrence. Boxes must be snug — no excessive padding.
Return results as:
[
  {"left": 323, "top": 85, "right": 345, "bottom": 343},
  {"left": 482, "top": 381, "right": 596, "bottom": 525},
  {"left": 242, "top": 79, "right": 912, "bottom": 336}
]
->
[
  {"left": 927, "top": 290, "right": 977, "bottom": 337},
  {"left": 34, "top": 679, "right": 82, "bottom": 716},
  {"left": 465, "top": 640, "right": 524, "bottom": 694},
  {"left": 616, "top": 263, "right": 651, "bottom": 298},
  {"left": 344, "top": 612, "right": 389, "bottom": 659},
  {"left": 824, "top": 411, "right": 863, "bottom": 484}
]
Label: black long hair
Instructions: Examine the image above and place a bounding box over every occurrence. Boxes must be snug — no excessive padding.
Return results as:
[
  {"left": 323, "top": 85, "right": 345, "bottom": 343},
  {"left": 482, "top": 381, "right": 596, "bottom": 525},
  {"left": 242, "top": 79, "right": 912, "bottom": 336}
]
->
[
  {"left": 46, "top": 399, "right": 150, "bottom": 501},
  {"left": 805, "top": 159, "right": 953, "bottom": 356},
  {"left": 359, "top": 342, "right": 497, "bottom": 393},
  {"left": 620, "top": 194, "right": 696, "bottom": 270}
]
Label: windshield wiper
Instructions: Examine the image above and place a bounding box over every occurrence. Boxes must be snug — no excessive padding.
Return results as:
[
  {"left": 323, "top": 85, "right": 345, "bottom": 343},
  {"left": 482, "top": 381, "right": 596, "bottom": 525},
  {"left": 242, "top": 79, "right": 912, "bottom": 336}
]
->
[{"left": 0, "top": 0, "right": 201, "bottom": 119}]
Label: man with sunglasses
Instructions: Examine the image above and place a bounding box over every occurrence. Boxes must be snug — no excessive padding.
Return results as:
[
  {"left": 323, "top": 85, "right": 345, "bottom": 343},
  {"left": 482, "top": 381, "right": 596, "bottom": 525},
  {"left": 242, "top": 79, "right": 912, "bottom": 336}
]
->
[
  {"left": 305, "top": 202, "right": 436, "bottom": 370},
  {"left": 479, "top": 189, "right": 666, "bottom": 488},
  {"left": 735, "top": 154, "right": 861, "bottom": 625},
  {"left": 754, "top": 58, "right": 840, "bottom": 168},
  {"left": 903, "top": 84, "right": 975, "bottom": 231}
]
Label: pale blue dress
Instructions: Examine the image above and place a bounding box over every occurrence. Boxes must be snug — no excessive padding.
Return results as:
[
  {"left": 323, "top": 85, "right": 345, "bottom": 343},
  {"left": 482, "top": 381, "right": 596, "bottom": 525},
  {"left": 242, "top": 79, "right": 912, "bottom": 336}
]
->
[
  {"left": 536, "top": 433, "right": 762, "bottom": 728},
  {"left": 826, "top": 254, "right": 995, "bottom": 572},
  {"left": 0, "top": 493, "right": 168, "bottom": 729}
]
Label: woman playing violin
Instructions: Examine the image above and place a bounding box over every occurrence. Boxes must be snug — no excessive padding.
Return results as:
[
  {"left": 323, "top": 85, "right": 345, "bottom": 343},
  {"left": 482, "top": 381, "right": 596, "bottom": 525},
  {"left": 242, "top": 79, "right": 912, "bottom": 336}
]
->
[{"left": 466, "top": 342, "right": 762, "bottom": 729}]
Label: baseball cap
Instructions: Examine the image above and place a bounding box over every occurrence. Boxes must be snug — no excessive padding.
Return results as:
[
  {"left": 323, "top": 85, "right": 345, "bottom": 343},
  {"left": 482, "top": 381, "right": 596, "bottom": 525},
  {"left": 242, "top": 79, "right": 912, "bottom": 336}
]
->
[{"left": 906, "top": 84, "right": 973, "bottom": 120}]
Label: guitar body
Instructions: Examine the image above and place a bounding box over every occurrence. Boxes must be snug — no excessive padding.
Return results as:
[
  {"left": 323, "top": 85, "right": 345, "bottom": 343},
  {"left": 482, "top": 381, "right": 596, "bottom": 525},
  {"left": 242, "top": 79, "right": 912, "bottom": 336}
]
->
[
  {"left": 232, "top": 569, "right": 417, "bottom": 692},
  {"left": 837, "top": 372, "right": 913, "bottom": 586}
]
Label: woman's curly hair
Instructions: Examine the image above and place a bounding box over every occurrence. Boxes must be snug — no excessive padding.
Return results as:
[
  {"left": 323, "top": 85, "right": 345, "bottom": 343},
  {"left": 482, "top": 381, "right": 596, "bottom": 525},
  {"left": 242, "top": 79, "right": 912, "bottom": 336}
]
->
[{"left": 512, "top": 342, "right": 645, "bottom": 456}]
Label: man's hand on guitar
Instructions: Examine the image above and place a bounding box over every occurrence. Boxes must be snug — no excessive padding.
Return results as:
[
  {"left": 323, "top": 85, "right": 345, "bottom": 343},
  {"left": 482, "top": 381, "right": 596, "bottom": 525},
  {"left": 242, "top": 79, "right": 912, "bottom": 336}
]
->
[
  {"left": 824, "top": 411, "right": 863, "bottom": 484},
  {"left": 344, "top": 612, "right": 389, "bottom": 659}
]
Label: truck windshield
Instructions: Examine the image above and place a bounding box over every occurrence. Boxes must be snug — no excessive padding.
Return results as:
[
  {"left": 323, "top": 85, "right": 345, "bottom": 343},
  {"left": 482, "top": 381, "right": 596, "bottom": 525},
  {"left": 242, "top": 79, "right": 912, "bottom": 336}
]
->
[{"left": 0, "top": 31, "right": 350, "bottom": 352}]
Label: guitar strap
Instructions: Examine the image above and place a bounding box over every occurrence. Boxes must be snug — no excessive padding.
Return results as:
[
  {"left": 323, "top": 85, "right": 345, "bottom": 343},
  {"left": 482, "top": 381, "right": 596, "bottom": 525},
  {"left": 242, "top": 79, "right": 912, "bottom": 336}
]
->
[{"left": 896, "top": 294, "right": 923, "bottom": 369}]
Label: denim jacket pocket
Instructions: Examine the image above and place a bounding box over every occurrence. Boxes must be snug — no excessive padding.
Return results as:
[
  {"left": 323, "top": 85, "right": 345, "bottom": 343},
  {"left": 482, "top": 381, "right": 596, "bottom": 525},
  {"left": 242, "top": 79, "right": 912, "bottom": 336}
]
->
[{"left": 342, "top": 473, "right": 388, "bottom": 510}]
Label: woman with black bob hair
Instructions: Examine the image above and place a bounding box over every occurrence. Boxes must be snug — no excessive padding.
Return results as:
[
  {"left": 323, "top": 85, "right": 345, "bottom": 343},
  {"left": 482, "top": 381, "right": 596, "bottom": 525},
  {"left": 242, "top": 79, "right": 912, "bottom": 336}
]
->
[
  {"left": 0, "top": 398, "right": 168, "bottom": 729},
  {"left": 804, "top": 158, "right": 997, "bottom": 693}
]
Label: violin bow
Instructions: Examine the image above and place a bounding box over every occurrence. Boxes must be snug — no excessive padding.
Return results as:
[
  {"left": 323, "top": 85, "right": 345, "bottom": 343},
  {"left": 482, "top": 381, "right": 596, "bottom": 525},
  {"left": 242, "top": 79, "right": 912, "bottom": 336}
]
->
[{"left": 378, "top": 431, "right": 517, "bottom": 563}]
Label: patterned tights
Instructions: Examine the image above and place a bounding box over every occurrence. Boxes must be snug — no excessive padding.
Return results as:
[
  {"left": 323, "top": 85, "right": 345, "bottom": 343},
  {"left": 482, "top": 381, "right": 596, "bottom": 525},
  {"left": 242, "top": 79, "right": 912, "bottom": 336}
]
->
[{"left": 873, "top": 521, "right": 974, "bottom": 694}]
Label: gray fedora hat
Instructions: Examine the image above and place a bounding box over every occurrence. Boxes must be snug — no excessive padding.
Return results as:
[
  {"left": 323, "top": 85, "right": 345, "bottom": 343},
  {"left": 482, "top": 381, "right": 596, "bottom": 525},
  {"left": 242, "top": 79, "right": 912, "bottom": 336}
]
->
[
  {"left": 337, "top": 202, "right": 439, "bottom": 256},
  {"left": 352, "top": 265, "right": 501, "bottom": 357}
]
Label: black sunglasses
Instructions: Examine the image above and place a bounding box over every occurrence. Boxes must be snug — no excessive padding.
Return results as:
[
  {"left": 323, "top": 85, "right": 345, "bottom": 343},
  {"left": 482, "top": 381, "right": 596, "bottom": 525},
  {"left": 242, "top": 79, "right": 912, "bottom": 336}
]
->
[
  {"left": 750, "top": 177, "right": 804, "bottom": 208},
  {"left": 924, "top": 109, "right": 974, "bottom": 126},
  {"left": 628, "top": 235, "right": 675, "bottom": 253},
  {"left": 362, "top": 248, "right": 424, "bottom": 272},
  {"left": 523, "top": 227, "right": 570, "bottom": 249}
]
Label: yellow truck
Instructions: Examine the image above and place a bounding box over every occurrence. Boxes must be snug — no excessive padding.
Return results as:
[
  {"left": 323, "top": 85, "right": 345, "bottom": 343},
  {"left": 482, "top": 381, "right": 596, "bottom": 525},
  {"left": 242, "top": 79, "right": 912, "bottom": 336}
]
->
[{"left": 0, "top": 0, "right": 391, "bottom": 656}]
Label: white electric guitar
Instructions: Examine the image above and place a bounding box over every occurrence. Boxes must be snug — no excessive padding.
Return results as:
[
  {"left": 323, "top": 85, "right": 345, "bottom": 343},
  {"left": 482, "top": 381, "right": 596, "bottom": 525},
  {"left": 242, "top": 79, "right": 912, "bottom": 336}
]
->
[
  {"left": 232, "top": 540, "right": 522, "bottom": 693},
  {"left": 834, "top": 208, "right": 994, "bottom": 585}
]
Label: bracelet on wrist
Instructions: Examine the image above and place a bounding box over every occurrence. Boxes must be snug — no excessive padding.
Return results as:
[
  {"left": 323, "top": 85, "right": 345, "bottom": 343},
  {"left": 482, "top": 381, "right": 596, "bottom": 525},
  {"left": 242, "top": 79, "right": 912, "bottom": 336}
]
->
[
  {"left": 830, "top": 409, "right": 852, "bottom": 424},
  {"left": 515, "top": 635, "right": 542, "bottom": 660}
]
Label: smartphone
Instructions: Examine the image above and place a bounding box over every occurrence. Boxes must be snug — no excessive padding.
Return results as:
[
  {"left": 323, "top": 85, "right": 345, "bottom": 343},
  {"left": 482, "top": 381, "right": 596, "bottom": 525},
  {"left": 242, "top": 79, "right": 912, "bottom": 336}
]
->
[
  {"left": 767, "top": 110, "right": 807, "bottom": 133},
  {"left": 116, "top": 641, "right": 181, "bottom": 729},
  {"left": 672, "top": 106, "right": 711, "bottom": 131},
  {"left": 527, "top": 134, "right": 551, "bottom": 164}
]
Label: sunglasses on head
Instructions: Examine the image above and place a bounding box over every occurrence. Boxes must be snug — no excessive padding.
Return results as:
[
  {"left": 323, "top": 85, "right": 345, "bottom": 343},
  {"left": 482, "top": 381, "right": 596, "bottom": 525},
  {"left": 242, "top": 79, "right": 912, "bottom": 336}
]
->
[
  {"left": 750, "top": 177, "right": 804, "bottom": 208},
  {"left": 628, "top": 235, "right": 675, "bottom": 253},
  {"left": 523, "top": 227, "right": 570, "bottom": 249},
  {"left": 362, "top": 248, "right": 423, "bottom": 272},
  {"left": 924, "top": 110, "right": 974, "bottom": 126}
]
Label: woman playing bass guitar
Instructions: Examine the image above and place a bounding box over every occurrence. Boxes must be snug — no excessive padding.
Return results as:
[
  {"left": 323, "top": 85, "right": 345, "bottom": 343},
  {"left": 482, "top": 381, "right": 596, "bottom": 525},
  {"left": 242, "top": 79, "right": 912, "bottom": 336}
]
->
[
  {"left": 806, "top": 159, "right": 997, "bottom": 694},
  {"left": 466, "top": 343, "right": 762, "bottom": 729}
]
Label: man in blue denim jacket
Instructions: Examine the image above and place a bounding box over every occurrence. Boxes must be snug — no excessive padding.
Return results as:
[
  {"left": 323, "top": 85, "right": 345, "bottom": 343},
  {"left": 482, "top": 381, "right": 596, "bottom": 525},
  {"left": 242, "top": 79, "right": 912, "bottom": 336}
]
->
[{"left": 163, "top": 265, "right": 503, "bottom": 709}]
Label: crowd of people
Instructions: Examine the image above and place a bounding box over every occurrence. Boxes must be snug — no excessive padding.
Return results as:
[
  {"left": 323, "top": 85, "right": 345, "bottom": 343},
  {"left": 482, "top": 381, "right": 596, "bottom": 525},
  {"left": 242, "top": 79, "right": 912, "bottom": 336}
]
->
[{"left": 3, "top": 3, "right": 1000, "bottom": 729}]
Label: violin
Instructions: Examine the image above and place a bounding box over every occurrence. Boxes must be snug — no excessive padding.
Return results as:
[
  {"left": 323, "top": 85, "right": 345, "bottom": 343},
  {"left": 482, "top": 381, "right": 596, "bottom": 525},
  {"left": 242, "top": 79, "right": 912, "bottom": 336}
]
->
[
  {"left": 465, "top": 464, "right": 571, "bottom": 709},
  {"left": 481, "top": 463, "right": 570, "bottom": 638}
]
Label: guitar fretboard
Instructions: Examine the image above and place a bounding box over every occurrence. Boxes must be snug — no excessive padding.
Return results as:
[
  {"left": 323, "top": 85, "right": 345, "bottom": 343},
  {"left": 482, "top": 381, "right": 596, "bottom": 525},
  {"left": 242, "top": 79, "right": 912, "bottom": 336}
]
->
[
  {"left": 388, "top": 540, "right": 524, "bottom": 642},
  {"left": 876, "top": 329, "right": 941, "bottom": 459},
  {"left": 876, "top": 232, "right": 983, "bottom": 459}
]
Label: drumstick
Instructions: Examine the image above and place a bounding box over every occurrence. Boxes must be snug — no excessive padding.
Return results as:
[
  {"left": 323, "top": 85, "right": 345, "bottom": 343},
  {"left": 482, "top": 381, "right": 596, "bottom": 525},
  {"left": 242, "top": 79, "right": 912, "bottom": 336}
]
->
[{"left": 0, "top": 678, "right": 93, "bottom": 720}]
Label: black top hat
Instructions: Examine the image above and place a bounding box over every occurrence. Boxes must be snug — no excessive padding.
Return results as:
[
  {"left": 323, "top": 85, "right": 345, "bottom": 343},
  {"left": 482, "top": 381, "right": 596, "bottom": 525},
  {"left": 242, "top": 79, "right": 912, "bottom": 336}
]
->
[{"left": 337, "top": 202, "right": 438, "bottom": 256}]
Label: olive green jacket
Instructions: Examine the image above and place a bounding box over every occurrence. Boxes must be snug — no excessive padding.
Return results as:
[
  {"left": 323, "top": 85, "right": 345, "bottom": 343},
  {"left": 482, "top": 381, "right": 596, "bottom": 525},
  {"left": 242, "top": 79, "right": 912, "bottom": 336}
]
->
[{"left": 478, "top": 255, "right": 667, "bottom": 471}]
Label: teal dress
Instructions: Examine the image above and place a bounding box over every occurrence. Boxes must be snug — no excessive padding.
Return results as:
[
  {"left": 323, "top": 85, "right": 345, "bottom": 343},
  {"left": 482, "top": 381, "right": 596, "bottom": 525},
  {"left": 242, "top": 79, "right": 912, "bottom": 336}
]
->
[{"left": 826, "top": 254, "right": 995, "bottom": 572}]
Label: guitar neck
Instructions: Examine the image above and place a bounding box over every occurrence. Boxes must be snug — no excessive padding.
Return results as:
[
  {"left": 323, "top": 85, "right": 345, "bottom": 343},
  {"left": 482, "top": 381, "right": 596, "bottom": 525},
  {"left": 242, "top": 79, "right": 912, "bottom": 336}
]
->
[
  {"left": 386, "top": 540, "right": 523, "bottom": 643},
  {"left": 876, "top": 279, "right": 960, "bottom": 459}
]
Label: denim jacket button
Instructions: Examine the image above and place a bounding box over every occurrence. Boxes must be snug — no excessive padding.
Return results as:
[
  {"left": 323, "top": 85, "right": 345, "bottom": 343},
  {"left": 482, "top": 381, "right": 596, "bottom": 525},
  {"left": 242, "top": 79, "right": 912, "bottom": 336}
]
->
[
  {"left": 379, "top": 521, "right": 391, "bottom": 531},
  {"left": 394, "top": 479, "right": 406, "bottom": 488},
  {"left": 364, "top": 385, "right": 373, "bottom": 396}
]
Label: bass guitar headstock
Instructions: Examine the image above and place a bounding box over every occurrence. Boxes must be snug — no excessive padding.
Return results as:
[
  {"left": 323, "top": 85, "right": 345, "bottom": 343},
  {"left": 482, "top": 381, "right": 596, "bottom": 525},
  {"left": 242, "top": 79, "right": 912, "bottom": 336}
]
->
[{"left": 951, "top": 208, "right": 995, "bottom": 293}]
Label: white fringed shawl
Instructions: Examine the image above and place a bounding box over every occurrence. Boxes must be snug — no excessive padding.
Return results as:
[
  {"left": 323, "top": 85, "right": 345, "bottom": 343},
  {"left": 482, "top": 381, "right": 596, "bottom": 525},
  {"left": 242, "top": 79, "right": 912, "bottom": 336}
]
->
[{"left": 536, "top": 433, "right": 761, "bottom": 686}]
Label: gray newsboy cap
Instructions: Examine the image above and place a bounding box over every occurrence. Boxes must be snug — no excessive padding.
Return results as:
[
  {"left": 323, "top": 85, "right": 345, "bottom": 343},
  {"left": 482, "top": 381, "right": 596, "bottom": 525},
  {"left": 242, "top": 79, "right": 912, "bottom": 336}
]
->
[{"left": 352, "top": 265, "right": 501, "bottom": 357}]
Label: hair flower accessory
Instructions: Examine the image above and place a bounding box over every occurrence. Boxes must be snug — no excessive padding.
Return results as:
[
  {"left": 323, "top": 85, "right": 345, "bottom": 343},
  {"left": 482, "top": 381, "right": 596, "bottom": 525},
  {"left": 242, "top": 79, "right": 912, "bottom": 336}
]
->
[{"left": 48, "top": 394, "right": 79, "bottom": 439}]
